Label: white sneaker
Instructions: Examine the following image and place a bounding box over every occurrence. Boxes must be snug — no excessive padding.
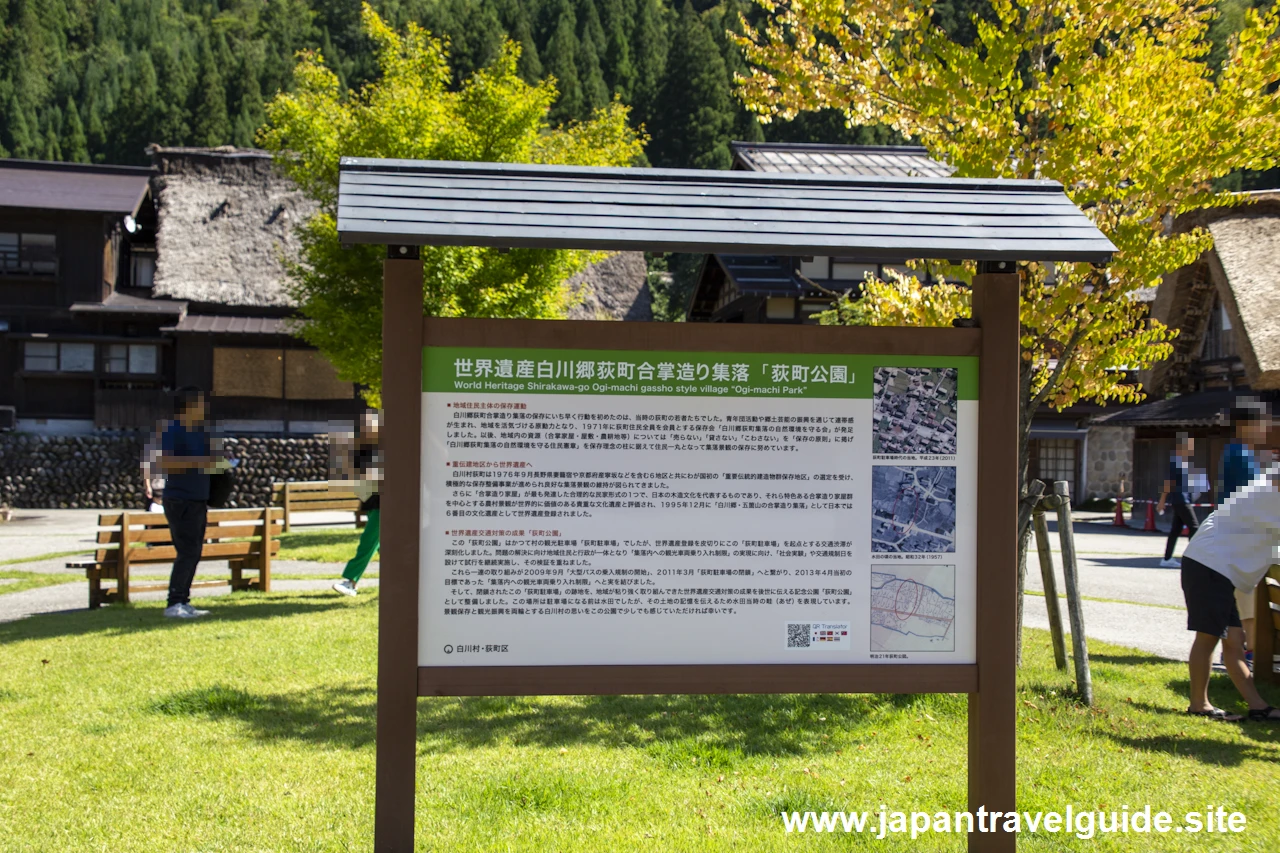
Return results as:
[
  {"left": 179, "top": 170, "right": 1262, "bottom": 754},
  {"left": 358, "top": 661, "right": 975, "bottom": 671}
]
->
[
  {"left": 1159, "top": 558, "right": 1181, "bottom": 568},
  {"left": 163, "top": 603, "right": 209, "bottom": 618},
  {"left": 333, "top": 579, "right": 358, "bottom": 597}
]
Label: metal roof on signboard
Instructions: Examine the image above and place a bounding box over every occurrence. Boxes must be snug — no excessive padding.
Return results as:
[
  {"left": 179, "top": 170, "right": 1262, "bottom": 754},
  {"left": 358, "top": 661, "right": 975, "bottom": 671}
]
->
[
  {"left": 730, "top": 142, "right": 955, "bottom": 178},
  {"left": 0, "top": 158, "right": 153, "bottom": 215},
  {"left": 335, "top": 158, "right": 1116, "bottom": 263}
]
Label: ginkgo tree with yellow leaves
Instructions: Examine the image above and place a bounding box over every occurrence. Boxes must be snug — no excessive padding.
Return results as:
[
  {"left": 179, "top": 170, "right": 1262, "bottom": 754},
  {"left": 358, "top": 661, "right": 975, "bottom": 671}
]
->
[
  {"left": 737, "top": 0, "right": 1280, "bottom": 611},
  {"left": 260, "top": 5, "right": 644, "bottom": 402}
]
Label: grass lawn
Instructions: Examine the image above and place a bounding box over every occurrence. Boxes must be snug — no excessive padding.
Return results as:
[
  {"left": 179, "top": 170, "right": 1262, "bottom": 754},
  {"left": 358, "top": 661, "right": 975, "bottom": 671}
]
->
[
  {"left": 0, "top": 592, "right": 1276, "bottom": 852},
  {"left": 0, "top": 569, "right": 85, "bottom": 596},
  {"left": 277, "top": 528, "right": 371, "bottom": 564}
]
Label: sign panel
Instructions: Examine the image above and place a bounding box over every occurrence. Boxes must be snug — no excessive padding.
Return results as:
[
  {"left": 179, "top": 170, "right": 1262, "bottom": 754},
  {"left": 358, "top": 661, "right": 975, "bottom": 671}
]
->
[{"left": 420, "top": 346, "right": 978, "bottom": 668}]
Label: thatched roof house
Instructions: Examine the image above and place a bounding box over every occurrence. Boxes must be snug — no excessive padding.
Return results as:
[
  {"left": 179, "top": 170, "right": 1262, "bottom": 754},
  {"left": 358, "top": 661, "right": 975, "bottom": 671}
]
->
[
  {"left": 149, "top": 146, "right": 314, "bottom": 308},
  {"left": 148, "top": 145, "right": 649, "bottom": 319},
  {"left": 1145, "top": 191, "right": 1280, "bottom": 396},
  {"left": 1092, "top": 191, "right": 1280, "bottom": 509}
]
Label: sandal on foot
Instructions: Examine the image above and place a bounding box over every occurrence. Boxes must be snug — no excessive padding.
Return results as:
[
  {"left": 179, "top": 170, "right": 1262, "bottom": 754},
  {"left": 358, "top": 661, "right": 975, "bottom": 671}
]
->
[
  {"left": 1186, "top": 707, "right": 1243, "bottom": 722},
  {"left": 1246, "top": 705, "right": 1280, "bottom": 722}
]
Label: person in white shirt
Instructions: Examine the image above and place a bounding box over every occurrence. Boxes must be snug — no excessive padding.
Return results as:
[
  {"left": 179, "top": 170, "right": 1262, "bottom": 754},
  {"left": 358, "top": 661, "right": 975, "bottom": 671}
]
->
[{"left": 1179, "top": 465, "right": 1280, "bottom": 722}]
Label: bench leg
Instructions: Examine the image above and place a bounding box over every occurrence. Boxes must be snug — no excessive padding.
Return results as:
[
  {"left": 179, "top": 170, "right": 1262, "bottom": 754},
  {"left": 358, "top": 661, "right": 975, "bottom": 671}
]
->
[{"left": 88, "top": 571, "right": 102, "bottom": 610}]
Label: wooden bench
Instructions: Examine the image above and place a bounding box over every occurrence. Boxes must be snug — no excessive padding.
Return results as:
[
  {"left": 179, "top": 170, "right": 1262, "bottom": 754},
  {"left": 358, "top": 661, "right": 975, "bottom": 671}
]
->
[
  {"left": 1255, "top": 566, "right": 1280, "bottom": 684},
  {"left": 271, "top": 481, "right": 366, "bottom": 532},
  {"left": 69, "top": 508, "right": 282, "bottom": 609}
]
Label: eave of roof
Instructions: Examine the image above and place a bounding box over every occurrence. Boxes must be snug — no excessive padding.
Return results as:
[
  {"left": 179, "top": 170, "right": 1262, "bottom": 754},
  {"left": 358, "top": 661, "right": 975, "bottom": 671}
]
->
[
  {"left": 161, "top": 315, "right": 294, "bottom": 335},
  {"left": 335, "top": 158, "right": 1116, "bottom": 263},
  {"left": 0, "top": 158, "right": 153, "bottom": 215},
  {"left": 1091, "top": 388, "right": 1276, "bottom": 427},
  {"left": 70, "top": 292, "right": 187, "bottom": 316}
]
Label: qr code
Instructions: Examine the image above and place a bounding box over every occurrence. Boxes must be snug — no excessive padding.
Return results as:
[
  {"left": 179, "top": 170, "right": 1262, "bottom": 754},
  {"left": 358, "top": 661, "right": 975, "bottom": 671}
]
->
[{"left": 787, "top": 623, "right": 811, "bottom": 648}]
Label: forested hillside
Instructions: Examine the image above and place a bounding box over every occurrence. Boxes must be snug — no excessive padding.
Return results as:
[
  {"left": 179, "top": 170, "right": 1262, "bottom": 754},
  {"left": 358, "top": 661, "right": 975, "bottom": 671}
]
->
[
  {"left": 0, "top": 0, "right": 1261, "bottom": 169},
  {"left": 0, "top": 0, "right": 898, "bottom": 168}
]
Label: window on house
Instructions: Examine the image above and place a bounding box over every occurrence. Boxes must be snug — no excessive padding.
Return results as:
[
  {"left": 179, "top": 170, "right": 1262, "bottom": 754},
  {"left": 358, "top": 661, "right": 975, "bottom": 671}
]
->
[
  {"left": 0, "top": 232, "right": 57, "bottom": 275},
  {"left": 23, "top": 341, "right": 95, "bottom": 372},
  {"left": 1033, "top": 439, "right": 1078, "bottom": 495},
  {"left": 23, "top": 342, "right": 58, "bottom": 371},
  {"left": 831, "top": 259, "right": 878, "bottom": 282},
  {"left": 59, "top": 343, "right": 95, "bottom": 372},
  {"left": 131, "top": 250, "right": 156, "bottom": 288},
  {"left": 1201, "top": 297, "right": 1236, "bottom": 361},
  {"left": 105, "top": 343, "right": 159, "bottom": 374}
]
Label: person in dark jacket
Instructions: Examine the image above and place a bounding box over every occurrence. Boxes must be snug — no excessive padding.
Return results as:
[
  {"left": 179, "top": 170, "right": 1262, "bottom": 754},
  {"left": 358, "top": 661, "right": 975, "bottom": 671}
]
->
[
  {"left": 334, "top": 411, "right": 381, "bottom": 596},
  {"left": 157, "top": 387, "right": 218, "bottom": 618},
  {"left": 1157, "top": 432, "right": 1199, "bottom": 567}
]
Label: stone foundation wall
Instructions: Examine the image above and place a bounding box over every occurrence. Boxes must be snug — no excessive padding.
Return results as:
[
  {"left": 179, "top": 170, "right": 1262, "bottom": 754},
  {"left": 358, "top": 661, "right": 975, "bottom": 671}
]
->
[
  {"left": 0, "top": 433, "right": 328, "bottom": 510},
  {"left": 1084, "top": 425, "right": 1134, "bottom": 500}
]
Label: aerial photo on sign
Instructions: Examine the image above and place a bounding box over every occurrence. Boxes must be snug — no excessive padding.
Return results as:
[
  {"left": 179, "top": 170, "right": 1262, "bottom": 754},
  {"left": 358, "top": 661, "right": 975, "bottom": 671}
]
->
[
  {"left": 870, "top": 465, "right": 957, "bottom": 552},
  {"left": 872, "top": 366, "right": 959, "bottom": 455},
  {"left": 870, "top": 565, "right": 956, "bottom": 651}
]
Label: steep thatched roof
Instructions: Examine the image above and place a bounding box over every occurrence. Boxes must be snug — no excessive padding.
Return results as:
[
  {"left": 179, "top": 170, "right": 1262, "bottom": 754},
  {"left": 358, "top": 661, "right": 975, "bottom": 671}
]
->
[
  {"left": 148, "top": 145, "right": 648, "bottom": 320},
  {"left": 566, "top": 252, "right": 652, "bottom": 321},
  {"left": 149, "top": 146, "right": 315, "bottom": 307},
  {"left": 1148, "top": 192, "right": 1280, "bottom": 393},
  {"left": 1206, "top": 213, "right": 1280, "bottom": 390}
]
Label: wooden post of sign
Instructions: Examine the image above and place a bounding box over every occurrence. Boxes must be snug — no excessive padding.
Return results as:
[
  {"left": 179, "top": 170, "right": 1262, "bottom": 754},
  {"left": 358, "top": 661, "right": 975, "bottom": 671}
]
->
[
  {"left": 969, "top": 268, "right": 1019, "bottom": 853},
  {"left": 376, "top": 249, "right": 424, "bottom": 852}
]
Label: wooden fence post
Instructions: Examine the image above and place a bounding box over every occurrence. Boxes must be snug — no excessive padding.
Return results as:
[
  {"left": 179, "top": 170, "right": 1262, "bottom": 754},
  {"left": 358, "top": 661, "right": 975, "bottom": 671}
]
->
[
  {"left": 1052, "top": 481, "right": 1092, "bottom": 705},
  {"left": 1032, "top": 507, "right": 1068, "bottom": 671}
]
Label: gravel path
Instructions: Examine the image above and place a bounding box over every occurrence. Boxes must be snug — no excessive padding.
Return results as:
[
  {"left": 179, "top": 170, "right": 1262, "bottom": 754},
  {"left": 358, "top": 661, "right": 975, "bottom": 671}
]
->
[{"left": 0, "top": 577, "right": 380, "bottom": 624}]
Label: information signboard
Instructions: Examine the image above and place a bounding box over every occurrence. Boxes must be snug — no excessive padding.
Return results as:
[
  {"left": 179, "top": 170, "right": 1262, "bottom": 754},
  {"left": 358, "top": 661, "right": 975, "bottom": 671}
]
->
[{"left": 420, "top": 346, "right": 978, "bottom": 668}]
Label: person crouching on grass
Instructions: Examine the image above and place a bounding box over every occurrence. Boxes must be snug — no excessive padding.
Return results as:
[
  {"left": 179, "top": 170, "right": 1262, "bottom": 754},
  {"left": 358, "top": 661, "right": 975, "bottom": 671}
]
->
[
  {"left": 1181, "top": 463, "right": 1280, "bottom": 721},
  {"left": 333, "top": 411, "right": 381, "bottom": 596},
  {"left": 155, "top": 387, "right": 222, "bottom": 619}
]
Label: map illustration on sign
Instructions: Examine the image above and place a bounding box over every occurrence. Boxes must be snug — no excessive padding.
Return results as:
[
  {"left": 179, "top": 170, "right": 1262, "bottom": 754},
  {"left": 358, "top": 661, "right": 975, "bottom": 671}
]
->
[
  {"left": 871, "top": 465, "right": 957, "bottom": 552},
  {"left": 870, "top": 565, "right": 956, "bottom": 651},
  {"left": 872, "top": 367, "right": 959, "bottom": 455}
]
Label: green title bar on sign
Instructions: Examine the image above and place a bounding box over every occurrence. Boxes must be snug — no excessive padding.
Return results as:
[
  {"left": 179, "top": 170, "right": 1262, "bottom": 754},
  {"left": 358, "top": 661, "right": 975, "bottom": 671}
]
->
[{"left": 423, "top": 347, "right": 977, "bottom": 400}]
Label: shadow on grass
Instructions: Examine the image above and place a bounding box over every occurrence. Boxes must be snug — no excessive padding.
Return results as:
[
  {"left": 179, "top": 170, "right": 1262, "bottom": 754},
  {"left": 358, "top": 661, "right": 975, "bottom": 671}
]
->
[
  {"left": 1090, "top": 653, "right": 1184, "bottom": 667},
  {"left": 143, "top": 682, "right": 964, "bottom": 761},
  {"left": 0, "top": 592, "right": 358, "bottom": 643},
  {"left": 1103, "top": 731, "right": 1278, "bottom": 766},
  {"left": 151, "top": 682, "right": 378, "bottom": 749}
]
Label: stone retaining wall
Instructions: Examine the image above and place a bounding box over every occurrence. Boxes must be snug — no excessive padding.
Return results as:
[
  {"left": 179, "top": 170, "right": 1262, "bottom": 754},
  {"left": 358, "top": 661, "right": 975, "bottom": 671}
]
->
[{"left": 0, "top": 433, "right": 328, "bottom": 510}]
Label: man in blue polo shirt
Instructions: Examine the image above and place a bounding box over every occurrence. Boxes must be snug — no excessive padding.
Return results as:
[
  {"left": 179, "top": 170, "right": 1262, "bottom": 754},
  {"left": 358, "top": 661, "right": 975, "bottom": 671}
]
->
[{"left": 157, "top": 387, "right": 218, "bottom": 619}]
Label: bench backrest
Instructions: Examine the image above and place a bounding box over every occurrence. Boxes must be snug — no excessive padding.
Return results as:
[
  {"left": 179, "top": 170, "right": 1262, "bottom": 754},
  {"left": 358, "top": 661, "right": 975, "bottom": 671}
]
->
[
  {"left": 94, "top": 508, "right": 283, "bottom": 566},
  {"left": 271, "top": 481, "right": 361, "bottom": 510}
]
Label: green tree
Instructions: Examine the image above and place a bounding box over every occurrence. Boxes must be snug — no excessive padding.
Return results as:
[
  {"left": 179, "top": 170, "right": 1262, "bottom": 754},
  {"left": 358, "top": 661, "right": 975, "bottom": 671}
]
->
[
  {"left": 543, "top": 0, "right": 583, "bottom": 123},
  {"left": 647, "top": 2, "right": 732, "bottom": 169},
  {"left": 2, "top": 96, "right": 36, "bottom": 159},
  {"left": 575, "top": 0, "right": 611, "bottom": 114},
  {"left": 740, "top": 0, "right": 1280, "bottom": 652},
  {"left": 60, "top": 97, "right": 90, "bottom": 163},
  {"left": 260, "top": 4, "right": 644, "bottom": 402},
  {"left": 601, "top": 0, "right": 636, "bottom": 101},
  {"left": 629, "top": 0, "right": 668, "bottom": 129},
  {"left": 192, "top": 37, "right": 232, "bottom": 147}
]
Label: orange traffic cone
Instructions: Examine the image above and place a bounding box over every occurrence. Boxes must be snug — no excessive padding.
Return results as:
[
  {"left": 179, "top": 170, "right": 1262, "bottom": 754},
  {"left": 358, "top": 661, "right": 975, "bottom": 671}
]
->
[
  {"left": 1113, "top": 499, "right": 1127, "bottom": 527},
  {"left": 1143, "top": 501, "right": 1157, "bottom": 532}
]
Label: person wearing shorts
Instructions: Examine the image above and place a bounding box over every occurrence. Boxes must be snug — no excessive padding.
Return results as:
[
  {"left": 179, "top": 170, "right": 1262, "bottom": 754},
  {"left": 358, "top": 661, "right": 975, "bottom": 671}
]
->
[
  {"left": 1217, "top": 399, "right": 1271, "bottom": 655},
  {"left": 1180, "top": 464, "right": 1280, "bottom": 722}
]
